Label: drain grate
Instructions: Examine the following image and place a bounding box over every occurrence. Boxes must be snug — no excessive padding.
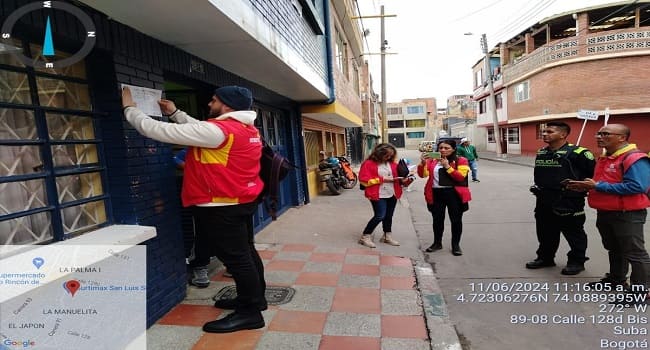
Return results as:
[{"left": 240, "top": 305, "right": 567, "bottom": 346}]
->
[{"left": 213, "top": 285, "right": 296, "bottom": 305}]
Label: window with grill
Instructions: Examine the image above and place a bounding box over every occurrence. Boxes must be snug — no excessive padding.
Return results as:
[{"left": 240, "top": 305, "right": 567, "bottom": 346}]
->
[
  {"left": 515, "top": 81, "right": 530, "bottom": 102},
  {"left": 507, "top": 127, "right": 520, "bottom": 144},
  {"left": 487, "top": 128, "right": 495, "bottom": 142},
  {"left": 387, "top": 107, "right": 402, "bottom": 115},
  {"left": 335, "top": 29, "right": 348, "bottom": 78},
  {"left": 0, "top": 40, "right": 108, "bottom": 244},
  {"left": 303, "top": 131, "right": 320, "bottom": 169}
]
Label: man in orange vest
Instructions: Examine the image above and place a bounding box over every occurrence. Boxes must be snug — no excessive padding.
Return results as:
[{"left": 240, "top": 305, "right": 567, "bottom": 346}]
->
[
  {"left": 567, "top": 123, "right": 650, "bottom": 305},
  {"left": 123, "top": 85, "right": 267, "bottom": 332}
]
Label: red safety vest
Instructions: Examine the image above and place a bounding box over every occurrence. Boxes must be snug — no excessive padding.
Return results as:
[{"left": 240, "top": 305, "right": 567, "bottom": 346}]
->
[
  {"left": 588, "top": 148, "right": 650, "bottom": 211},
  {"left": 419, "top": 157, "right": 472, "bottom": 205},
  {"left": 358, "top": 160, "right": 403, "bottom": 201},
  {"left": 181, "top": 119, "right": 263, "bottom": 207}
]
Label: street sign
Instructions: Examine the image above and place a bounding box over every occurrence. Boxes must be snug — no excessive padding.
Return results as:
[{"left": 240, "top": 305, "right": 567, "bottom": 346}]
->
[{"left": 577, "top": 109, "right": 599, "bottom": 120}]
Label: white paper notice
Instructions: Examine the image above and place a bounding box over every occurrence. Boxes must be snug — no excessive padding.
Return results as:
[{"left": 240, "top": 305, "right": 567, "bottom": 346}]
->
[{"left": 121, "top": 83, "right": 163, "bottom": 117}]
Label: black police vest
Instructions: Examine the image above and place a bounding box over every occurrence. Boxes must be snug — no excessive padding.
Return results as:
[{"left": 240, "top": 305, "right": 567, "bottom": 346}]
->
[{"left": 534, "top": 145, "right": 583, "bottom": 190}]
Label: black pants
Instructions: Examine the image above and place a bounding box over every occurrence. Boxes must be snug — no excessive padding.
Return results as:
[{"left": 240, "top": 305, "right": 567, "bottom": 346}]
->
[
  {"left": 597, "top": 209, "right": 649, "bottom": 289},
  {"left": 427, "top": 188, "right": 464, "bottom": 247},
  {"left": 362, "top": 196, "right": 398, "bottom": 234},
  {"left": 192, "top": 203, "right": 266, "bottom": 313},
  {"left": 534, "top": 202, "right": 588, "bottom": 265}
]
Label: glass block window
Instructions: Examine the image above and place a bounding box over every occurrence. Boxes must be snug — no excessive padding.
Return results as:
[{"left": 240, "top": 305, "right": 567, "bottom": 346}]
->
[{"left": 0, "top": 40, "right": 108, "bottom": 244}]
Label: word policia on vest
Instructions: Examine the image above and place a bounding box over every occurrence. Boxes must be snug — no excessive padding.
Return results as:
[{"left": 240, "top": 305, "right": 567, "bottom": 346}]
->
[{"left": 258, "top": 141, "right": 297, "bottom": 220}]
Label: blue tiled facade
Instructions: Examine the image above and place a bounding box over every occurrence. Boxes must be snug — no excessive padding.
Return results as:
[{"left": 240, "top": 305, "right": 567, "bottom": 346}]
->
[{"left": 1, "top": 0, "right": 324, "bottom": 326}]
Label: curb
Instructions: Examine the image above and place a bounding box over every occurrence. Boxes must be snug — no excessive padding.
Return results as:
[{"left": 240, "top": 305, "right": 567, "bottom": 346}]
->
[{"left": 414, "top": 261, "right": 462, "bottom": 350}]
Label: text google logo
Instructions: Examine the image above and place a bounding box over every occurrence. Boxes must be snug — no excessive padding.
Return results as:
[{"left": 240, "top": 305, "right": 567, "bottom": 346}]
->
[{"left": 3, "top": 339, "right": 36, "bottom": 347}]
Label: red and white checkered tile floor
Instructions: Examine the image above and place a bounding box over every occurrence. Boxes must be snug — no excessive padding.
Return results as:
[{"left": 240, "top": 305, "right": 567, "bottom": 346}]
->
[{"left": 153, "top": 244, "right": 430, "bottom": 350}]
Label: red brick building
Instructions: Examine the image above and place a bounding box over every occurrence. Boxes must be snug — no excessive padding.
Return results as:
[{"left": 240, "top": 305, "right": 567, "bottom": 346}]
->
[{"left": 473, "top": 2, "right": 650, "bottom": 155}]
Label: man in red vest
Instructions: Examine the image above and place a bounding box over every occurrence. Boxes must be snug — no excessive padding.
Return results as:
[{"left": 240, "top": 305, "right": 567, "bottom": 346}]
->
[
  {"left": 123, "top": 85, "right": 267, "bottom": 332},
  {"left": 567, "top": 123, "right": 650, "bottom": 305}
]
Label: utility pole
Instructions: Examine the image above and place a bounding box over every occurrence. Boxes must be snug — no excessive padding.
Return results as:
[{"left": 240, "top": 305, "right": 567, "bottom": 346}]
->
[
  {"left": 481, "top": 33, "right": 502, "bottom": 157},
  {"left": 351, "top": 6, "right": 395, "bottom": 142},
  {"left": 380, "top": 5, "right": 387, "bottom": 142}
]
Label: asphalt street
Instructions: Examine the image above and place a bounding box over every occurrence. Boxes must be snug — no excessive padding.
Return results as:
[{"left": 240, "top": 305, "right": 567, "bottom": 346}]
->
[{"left": 400, "top": 149, "right": 648, "bottom": 350}]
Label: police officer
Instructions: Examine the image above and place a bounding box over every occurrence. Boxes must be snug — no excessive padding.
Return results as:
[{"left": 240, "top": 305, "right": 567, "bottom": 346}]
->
[{"left": 526, "top": 121, "right": 596, "bottom": 275}]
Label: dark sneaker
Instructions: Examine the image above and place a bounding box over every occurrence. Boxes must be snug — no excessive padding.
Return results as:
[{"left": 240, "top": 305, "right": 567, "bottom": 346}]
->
[
  {"left": 561, "top": 264, "right": 585, "bottom": 275},
  {"left": 202, "top": 312, "right": 265, "bottom": 333},
  {"left": 190, "top": 266, "right": 210, "bottom": 288},
  {"left": 425, "top": 242, "right": 443, "bottom": 252},
  {"left": 472, "top": 179, "right": 480, "bottom": 183},
  {"left": 525, "top": 259, "right": 556, "bottom": 269},
  {"left": 452, "top": 246, "right": 463, "bottom": 256}
]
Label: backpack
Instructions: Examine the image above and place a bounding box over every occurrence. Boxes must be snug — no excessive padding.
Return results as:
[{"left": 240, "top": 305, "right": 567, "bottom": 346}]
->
[{"left": 258, "top": 140, "right": 298, "bottom": 220}]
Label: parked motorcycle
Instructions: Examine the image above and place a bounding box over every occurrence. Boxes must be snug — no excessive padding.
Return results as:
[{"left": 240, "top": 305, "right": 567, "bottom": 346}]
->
[{"left": 318, "top": 156, "right": 358, "bottom": 195}]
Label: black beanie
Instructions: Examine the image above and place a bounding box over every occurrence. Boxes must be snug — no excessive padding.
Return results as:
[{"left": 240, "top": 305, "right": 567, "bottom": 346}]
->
[{"left": 214, "top": 86, "right": 253, "bottom": 111}]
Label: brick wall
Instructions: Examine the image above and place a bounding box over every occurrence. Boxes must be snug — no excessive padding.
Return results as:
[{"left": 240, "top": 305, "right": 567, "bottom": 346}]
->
[
  {"left": 519, "top": 115, "right": 650, "bottom": 155},
  {"left": 508, "top": 56, "right": 650, "bottom": 118}
]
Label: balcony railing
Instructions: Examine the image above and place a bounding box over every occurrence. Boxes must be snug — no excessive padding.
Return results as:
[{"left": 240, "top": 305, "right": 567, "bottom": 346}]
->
[
  {"left": 502, "top": 27, "right": 650, "bottom": 83},
  {"left": 503, "top": 40, "right": 578, "bottom": 82},
  {"left": 586, "top": 30, "right": 650, "bottom": 54}
]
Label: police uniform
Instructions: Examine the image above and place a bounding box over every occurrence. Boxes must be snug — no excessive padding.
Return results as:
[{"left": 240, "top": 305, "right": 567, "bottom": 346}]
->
[{"left": 531, "top": 143, "right": 595, "bottom": 271}]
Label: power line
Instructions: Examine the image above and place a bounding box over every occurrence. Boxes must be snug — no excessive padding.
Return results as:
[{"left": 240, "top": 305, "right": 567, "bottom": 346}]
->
[
  {"left": 491, "top": 0, "right": 551, "bottom": 37},
  {"left": 493, "top": 0, "right": 558, "bottom": 41},
  {"left": 354, "top": 0, "right": 372, "bottom": 54},
  {"left": 448, "top": 0, "right": 508, "bottom": 23}
]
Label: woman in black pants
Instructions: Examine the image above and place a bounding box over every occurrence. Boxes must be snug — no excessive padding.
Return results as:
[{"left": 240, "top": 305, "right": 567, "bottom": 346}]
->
[{"left": 417, "top": 140, "right": 472, "bottom": 255}]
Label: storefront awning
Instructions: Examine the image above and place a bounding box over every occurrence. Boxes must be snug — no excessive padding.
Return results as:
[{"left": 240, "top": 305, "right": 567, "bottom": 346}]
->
[{"left": 301, "top": 102, "right": 363, "bottom": 128}]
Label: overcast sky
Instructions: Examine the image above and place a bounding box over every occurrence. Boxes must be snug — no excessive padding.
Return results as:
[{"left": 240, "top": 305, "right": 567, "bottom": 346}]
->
[{"left": 357, "top": 0, "right": 625, "bottom": 107}]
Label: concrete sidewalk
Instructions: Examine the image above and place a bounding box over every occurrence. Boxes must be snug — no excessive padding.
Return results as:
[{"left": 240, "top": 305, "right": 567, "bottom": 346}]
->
[
  {"left": 147, "top": 185, "right": 461, "bottom": 350},
  {"left": 478, "top": 151, "right": 535, "bottom": 168}
]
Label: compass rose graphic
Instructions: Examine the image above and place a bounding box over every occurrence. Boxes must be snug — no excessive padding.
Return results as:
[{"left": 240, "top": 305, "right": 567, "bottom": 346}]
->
[{"left": 1, "top": 1, "right": 96, "bottom": 68}]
